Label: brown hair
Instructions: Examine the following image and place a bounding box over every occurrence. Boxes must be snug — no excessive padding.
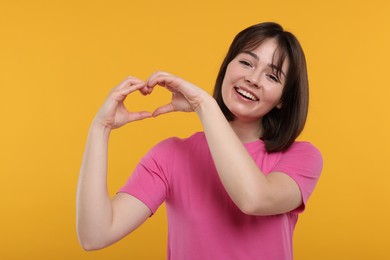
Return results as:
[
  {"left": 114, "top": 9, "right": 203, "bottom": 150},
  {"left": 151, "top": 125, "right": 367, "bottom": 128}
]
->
[{"left": 213, "top": 22, "right": 309, "bottom": 152}]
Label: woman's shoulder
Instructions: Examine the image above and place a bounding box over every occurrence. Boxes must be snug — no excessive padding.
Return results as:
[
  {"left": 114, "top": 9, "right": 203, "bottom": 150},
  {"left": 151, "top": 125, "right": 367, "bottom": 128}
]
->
[
  {"left": 281, "top": 140, "right": 320, "bottom": 155},
  {"left": 282, "top": 140, "right": 323, "bottom": 167},
  {"left": 150, "top": 132, "right": 206, "bottom": 153}
]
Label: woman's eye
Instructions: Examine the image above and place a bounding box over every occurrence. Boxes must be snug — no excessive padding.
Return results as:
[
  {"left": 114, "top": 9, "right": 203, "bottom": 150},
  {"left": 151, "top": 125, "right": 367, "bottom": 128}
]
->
[
  {"left": 267, "top": 74, "right": 280, "bottom": 83},
  {"left": 239, "top": 60, "right": 252, "bottom": 67}
]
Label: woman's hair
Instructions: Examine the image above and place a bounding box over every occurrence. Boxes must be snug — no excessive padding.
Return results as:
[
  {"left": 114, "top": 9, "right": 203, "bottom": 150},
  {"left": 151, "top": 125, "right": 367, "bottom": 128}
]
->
[{"left": 213, "top": 22, "right": 309, "bottom": 152}]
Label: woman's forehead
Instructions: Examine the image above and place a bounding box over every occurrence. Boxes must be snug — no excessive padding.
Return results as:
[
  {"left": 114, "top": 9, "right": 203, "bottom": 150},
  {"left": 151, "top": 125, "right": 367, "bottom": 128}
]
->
[{"left": 241, "top": 39, "right": 289, "bottom": 66}]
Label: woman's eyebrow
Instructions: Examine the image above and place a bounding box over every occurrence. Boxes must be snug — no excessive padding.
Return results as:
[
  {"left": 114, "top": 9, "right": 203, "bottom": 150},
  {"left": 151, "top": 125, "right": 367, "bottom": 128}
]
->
[
  {"left": 269, "top": 64, "right": 286, "bottom": 78},
  {"left": 242, "top": 51, "right": 259, "bottom": 60},
  {"left": 242, "top": 51, "right": 286, "bottom": 78}
]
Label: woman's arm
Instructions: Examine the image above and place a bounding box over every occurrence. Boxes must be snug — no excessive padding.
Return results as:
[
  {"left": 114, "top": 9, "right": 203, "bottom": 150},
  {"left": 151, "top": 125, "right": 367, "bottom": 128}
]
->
[
  {"left": 146, "top": 72, "right": 302, "bottom": 216},
  {"left": 196, "top": 99, "right": 302, "bottom": 216},
  {"left": 76, "top": 78, "right": 152, "bottom": 250}
]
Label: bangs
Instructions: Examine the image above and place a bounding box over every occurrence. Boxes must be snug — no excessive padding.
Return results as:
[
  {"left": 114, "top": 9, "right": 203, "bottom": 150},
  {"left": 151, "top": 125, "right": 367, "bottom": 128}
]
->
[
  {"left": 242, "top": 36, "right": 289, "bottom": 80},
  {"left": 272, "top": 42, "right": 289, "bottom": 80}
]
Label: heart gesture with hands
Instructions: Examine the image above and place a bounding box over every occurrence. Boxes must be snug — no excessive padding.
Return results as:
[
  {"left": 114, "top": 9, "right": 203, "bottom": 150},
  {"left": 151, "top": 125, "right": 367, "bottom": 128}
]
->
[
  {"left": 145, "top": 71, "right": 210, "bottom": 117},
  {"left": 93, "top": 72, "right": 210, "bottom": 130}
]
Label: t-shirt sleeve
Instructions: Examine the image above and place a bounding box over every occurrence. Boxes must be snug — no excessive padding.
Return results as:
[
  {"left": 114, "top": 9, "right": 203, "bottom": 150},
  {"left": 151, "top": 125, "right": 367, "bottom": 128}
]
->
[
  {"left": 272, "top": 142, "right": 323, "bottom": 214},
  {"left": 118, "top": 139, "right": 173, "bottom": 215}
]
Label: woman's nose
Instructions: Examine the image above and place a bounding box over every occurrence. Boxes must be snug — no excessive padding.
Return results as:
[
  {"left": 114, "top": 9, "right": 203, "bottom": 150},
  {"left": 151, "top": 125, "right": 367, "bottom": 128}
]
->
[{"left": 245, "top": 73, "right": 260, "bottom": 88}]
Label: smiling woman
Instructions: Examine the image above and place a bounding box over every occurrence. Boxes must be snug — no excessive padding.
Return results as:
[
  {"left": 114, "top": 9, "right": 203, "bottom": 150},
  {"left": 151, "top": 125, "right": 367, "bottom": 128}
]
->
[
  {"left": 76, "top": 22, "right": 322, "bottom": 260},
  {"left": 213, "top": 23, "right": 309, "bottom": 152},
  {"left": 221, "top": 39, "right": 286, "bottom": 132}
]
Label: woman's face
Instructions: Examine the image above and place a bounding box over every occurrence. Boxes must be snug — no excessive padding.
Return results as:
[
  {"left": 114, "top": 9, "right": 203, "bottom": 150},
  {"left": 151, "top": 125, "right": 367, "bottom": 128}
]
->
[{"left": 221, "top": 38, "right": 289, "bottom": 123}]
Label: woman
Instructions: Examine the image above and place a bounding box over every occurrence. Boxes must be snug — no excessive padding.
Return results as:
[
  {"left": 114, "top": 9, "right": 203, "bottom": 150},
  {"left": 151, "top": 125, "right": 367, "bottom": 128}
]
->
[{"left": 77, "top": 22, "right": 323, "bottom": 259}]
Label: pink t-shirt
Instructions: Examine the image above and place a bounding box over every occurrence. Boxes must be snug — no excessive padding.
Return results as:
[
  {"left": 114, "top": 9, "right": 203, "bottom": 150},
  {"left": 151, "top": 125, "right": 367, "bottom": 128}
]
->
[{"left": 119, "top": 132, "right": 323, "bottom": 260}]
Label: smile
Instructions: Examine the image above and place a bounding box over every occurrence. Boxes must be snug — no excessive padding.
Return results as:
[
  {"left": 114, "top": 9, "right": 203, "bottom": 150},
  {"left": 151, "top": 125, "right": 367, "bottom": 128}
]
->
[{"left": 234, "top": 87, "right": 259, "bottom": 101}]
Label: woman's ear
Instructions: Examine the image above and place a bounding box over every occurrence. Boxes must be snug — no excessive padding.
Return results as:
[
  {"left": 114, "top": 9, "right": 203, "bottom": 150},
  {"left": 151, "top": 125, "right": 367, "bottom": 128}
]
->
[{"left": 276, "top": 103, "right": 282, "bottom": 109}]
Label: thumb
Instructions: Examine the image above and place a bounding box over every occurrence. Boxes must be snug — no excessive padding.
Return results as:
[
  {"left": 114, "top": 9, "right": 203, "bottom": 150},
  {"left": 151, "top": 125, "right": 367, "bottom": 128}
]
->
[
  {"left": 152, "top": 103, "right": 175, "bottom": 117},
  {"left": 127, "top": 111, "right": 153, "bottom": 122}
]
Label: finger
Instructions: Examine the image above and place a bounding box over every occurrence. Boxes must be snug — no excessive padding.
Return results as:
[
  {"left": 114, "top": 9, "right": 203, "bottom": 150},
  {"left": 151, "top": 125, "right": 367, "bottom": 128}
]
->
[
  {"left": 146, "top": 71, "right": 171, "bottom": 86},
  {"left": 120, "top": 82, "right": 146, "bottom": 95},
  {"left": 128, "top": 111, "right": 153, "bottom": 122},
  {"left": 145, "top": 71, "right": 173, "bottom": 92},
  {"left": 147, "top": 73, "right": 173, "bottom": 87},
  {"left": 151, "top": 76, "right": 180, "bottom": 96},
  {"left": 152, "top": 103, "right": 176, "bottom": 117},
  {"left": 115, "top": 76, "right": 144, "bottom": 91},
  {"left": 110, "top": 83, "right": 146, "bottom": 103},
  {"left": 139, "top": 85, "right": 150, "bottom": 96}
]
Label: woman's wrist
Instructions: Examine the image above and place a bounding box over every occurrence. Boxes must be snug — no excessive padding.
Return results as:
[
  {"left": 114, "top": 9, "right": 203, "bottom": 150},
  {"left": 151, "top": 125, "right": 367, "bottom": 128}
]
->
[
  {"left": 89, "top": 120, "right": 112, "bottom": 138},
  {"left": 195, "top": 95, "right": 219, "bottom": 117}
]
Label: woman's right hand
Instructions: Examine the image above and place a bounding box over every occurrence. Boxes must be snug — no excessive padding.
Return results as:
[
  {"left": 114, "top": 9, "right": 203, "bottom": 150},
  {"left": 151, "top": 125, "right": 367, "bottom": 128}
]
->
[
  {"left": 145, "top": 71, "right": 212, "bottom": 117},
  {"left": 92, "top": 77, "right": 152, "bottom": 130}
]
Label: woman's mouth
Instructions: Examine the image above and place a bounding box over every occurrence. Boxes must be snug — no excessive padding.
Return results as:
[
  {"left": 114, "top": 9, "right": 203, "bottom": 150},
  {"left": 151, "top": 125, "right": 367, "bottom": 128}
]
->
[{"left": 234, "top": 87, "right": 259, "bottom": 101}]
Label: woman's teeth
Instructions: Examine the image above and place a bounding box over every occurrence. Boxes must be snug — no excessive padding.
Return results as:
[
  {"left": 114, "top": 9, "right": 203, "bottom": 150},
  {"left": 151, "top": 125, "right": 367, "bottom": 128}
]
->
[{"left": 235, "top": 87, "right": 258, "bottom": 101}]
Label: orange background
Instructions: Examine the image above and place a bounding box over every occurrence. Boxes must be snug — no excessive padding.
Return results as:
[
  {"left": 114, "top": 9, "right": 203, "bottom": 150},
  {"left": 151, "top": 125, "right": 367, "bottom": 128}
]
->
[{"left": 1, "top": 0, "right": 389, "bottom": 259}]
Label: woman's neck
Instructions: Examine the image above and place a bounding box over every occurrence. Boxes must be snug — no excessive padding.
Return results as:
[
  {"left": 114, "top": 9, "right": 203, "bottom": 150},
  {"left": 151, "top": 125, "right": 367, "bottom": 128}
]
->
[{"left": 229, "top": 119, "right": 262, "bottom": 143}]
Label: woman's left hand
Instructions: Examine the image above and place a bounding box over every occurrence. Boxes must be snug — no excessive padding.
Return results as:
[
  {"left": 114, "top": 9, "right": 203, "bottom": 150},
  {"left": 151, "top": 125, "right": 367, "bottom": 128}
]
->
[{"left": 145, "top": 71, "right": 211, "bottom": 117}]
